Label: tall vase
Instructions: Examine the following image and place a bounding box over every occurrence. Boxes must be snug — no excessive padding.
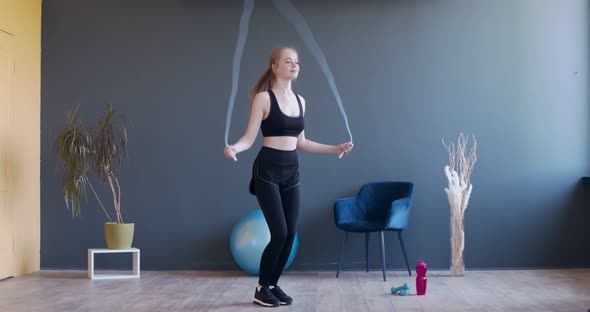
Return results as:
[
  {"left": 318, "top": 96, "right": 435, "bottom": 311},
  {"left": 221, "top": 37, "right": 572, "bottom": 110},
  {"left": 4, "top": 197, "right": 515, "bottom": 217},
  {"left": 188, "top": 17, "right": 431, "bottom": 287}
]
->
[{"left": 450, "top": 214, "right": 465, "bottom": 276}]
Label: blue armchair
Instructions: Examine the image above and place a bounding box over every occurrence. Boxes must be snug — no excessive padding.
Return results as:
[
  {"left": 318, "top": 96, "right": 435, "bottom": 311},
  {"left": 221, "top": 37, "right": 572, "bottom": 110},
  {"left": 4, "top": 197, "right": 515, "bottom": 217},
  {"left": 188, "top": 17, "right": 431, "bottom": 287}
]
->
[{"left": 334, "top": 182, "right": 414, "bottom": 281}]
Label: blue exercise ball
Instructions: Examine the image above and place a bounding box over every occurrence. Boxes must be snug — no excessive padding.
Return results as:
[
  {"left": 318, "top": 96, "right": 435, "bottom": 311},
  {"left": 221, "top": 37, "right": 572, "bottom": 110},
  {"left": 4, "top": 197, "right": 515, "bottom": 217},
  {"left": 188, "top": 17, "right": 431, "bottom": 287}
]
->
[{"left": 230, "top": 209, "right": 299, "bottom": 275}]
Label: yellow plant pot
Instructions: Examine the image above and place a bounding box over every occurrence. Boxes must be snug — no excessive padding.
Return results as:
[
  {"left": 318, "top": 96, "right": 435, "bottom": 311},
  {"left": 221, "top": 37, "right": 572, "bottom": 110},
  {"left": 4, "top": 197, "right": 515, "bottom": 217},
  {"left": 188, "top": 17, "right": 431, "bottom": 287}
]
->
[{"left": 104, "top": 222, "right": 135, "bottom": 249}]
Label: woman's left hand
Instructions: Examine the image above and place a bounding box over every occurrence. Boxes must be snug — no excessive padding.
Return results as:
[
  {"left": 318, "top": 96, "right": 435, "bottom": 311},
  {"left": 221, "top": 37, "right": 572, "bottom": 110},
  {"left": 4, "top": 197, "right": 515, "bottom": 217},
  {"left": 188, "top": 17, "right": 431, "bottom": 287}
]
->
[{"left": 336, "top": 141, "right": 354, "bottom": 156}]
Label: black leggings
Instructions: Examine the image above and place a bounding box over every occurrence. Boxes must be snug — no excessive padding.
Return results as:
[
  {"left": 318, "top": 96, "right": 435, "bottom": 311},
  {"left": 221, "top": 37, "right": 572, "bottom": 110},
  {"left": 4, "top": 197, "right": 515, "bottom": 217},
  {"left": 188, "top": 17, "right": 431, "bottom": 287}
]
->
[{"left": 249, "top": 146, "right": 300, "bottom": 286}]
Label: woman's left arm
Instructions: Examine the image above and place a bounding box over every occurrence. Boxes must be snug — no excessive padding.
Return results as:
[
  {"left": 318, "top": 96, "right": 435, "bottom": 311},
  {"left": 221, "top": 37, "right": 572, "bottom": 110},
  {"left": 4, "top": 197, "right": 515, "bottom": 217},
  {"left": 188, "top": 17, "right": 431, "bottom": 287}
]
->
[
  {"left": 295, "top": 95, "right": 353, "bottom": 155},
  {"left": 297, "top": 130, "right": 341, "bottom": 154}
]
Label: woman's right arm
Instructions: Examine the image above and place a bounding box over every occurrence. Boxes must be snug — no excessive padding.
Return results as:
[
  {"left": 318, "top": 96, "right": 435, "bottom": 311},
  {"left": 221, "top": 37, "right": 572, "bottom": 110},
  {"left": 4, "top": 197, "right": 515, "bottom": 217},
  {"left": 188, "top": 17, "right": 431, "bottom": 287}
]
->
[{"left": 225, "top": 92, "right": 268, "bottom": 160}]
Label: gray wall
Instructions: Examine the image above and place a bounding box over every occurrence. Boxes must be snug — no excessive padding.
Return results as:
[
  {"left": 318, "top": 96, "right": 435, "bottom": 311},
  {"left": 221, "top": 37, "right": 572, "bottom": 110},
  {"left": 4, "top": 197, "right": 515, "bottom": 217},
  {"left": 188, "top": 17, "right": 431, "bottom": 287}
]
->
[{"left": 41, "top": 0, "right": 590, "bottom": 271}]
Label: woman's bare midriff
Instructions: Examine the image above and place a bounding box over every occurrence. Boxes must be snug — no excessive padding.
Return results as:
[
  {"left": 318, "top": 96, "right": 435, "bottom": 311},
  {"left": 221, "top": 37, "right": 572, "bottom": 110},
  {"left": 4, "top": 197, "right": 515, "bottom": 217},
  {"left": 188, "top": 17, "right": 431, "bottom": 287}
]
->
[{"left": 263, "top": 136, "right": 298, "bottom": 151}]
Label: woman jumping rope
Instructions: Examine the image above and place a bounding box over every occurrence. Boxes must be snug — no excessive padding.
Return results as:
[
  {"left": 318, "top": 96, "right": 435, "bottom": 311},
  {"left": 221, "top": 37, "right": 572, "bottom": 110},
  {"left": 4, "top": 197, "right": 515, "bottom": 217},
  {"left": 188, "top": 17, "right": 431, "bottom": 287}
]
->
[{"left": 224, "top": 47, "right": 353, "bottom": 307}]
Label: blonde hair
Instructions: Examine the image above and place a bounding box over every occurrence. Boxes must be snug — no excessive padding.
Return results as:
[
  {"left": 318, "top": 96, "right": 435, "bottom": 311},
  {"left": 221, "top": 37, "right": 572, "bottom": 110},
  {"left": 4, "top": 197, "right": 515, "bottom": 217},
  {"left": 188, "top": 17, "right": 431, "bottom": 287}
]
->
[{"left": 249, "top": 47, "right": 298, "bottom": 101}]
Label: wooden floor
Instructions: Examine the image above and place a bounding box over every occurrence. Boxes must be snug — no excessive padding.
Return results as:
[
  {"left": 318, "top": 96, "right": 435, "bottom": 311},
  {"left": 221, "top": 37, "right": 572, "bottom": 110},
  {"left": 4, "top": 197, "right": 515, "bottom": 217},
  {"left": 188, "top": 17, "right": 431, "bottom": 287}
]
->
[{"left": 1, "top": 269, "right": 589, "bottom": 311}]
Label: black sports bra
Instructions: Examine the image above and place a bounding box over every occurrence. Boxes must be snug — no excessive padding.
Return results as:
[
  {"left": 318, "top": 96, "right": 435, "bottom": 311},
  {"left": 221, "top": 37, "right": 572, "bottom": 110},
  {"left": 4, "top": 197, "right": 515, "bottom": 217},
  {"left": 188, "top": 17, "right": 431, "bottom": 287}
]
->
[{"left": 261, "top": 90, "right": 305, "bottom": 137}]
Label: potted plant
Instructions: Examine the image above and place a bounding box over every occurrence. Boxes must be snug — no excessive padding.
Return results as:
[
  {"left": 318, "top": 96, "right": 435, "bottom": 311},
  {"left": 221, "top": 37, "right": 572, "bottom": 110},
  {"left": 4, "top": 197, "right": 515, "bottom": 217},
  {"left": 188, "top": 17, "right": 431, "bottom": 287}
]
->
[{"left": 54, "top": 104, "right": 132, "bottom": 249}]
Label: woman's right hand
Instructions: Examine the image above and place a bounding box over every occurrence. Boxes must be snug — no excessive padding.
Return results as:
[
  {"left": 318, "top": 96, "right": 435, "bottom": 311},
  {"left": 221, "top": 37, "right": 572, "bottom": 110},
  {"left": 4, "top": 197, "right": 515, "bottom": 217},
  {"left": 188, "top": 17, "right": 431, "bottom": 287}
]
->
[{"left": 224, "top": 145, "right": 238, "bottom": 161}]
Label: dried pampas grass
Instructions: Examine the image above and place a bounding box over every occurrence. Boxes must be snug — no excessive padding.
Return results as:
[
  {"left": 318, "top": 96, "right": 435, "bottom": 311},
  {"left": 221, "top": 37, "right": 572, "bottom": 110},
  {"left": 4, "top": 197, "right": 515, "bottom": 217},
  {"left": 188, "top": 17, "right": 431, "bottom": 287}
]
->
[{"left": 443, "top": 133, "right": 477, "bottom": 276}]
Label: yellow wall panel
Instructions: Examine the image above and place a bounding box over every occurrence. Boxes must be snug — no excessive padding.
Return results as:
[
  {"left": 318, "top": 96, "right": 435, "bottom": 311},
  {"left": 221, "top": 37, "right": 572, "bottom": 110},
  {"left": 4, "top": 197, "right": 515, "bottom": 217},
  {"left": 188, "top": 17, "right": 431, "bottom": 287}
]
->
[{"left": 0, "top": 0, "right": 41, "bottom": 277}]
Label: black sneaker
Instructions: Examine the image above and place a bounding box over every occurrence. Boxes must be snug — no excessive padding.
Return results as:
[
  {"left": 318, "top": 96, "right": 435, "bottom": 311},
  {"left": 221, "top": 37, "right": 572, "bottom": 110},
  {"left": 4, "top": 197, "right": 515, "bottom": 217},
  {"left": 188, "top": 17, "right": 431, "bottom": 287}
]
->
[
  {"left": 253, "top": 286, "right": 280, "bottom": 307},
  {"left": 270, "top": 286, "right": 293, "bottom": 305}
]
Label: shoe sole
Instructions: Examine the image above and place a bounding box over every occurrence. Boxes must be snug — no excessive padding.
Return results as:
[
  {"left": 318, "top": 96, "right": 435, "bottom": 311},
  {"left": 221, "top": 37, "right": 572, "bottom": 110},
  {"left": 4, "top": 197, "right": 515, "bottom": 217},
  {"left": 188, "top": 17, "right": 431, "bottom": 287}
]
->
[
  {"left": 253, "top": 298, "right": 280, "bottom": 307},
  {"left": 280, "top": 301, "right": 292, "bottom": 306}
]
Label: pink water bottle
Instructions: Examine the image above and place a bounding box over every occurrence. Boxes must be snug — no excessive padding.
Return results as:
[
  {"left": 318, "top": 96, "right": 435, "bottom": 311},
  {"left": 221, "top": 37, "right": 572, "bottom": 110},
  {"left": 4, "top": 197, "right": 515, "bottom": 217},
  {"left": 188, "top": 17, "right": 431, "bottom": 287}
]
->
[{"left": 416, "top": 260, "right": 427, "bottom": 295}]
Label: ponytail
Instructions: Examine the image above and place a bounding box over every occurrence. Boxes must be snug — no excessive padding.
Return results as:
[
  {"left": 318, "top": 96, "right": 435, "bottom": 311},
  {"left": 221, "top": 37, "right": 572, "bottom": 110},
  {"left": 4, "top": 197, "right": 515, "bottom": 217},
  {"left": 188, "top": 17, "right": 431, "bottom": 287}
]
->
[{"left": 249, "top": 67, "right": 274, "bottom": 101}]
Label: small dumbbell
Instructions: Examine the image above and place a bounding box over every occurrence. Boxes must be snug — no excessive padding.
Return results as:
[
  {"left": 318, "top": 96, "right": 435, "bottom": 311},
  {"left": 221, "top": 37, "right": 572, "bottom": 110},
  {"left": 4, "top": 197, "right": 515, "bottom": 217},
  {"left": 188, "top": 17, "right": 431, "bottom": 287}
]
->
[{"left": 391, "top": 283, "right": 410, "bottom": 295}]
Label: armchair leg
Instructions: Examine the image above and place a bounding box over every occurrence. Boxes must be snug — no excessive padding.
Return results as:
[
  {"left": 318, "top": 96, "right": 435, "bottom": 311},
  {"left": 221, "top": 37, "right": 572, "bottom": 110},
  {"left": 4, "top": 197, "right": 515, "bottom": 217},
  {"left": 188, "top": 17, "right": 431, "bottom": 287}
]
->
[
  {"left": 336, "top": 231, "right": 348, "bottom": 278},
  {"left": 398, "top": 230, "right": 412, "bottom": 276},
  {"left": 379, "top": 231, "right": 387, "bottom": 281},
  {"left": 365, "top": 233, "right": 370, "bottom": 272}
]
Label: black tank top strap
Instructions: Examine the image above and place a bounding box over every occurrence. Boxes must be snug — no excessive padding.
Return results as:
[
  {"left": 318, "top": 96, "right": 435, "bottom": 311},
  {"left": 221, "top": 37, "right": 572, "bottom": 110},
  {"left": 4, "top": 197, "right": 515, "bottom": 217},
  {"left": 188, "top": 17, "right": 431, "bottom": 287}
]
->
[
  {"left": 294, "top": 93, "right": 303, "bottom": 117},
  {"left": 267, "top": 89, "right": 278, "bottom": 115}
]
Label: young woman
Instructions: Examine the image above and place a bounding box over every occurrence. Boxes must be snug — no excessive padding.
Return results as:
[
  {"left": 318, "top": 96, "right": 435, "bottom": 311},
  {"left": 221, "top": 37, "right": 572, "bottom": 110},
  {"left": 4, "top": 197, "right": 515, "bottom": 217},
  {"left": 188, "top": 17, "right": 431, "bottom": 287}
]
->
[{"left": 224, "top": 47, "right": 353, "bottom": 307}]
